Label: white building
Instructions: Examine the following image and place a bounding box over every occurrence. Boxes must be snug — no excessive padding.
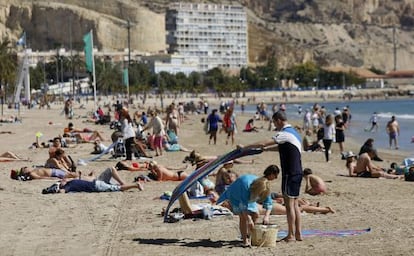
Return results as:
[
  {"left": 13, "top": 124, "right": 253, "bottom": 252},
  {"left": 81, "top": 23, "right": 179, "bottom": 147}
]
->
[
  {"left": 166, "top": 2, "right": 248, "bottom": 72},
  {"left": 141, "top": 54, "right": 198, "bottom": 75}
]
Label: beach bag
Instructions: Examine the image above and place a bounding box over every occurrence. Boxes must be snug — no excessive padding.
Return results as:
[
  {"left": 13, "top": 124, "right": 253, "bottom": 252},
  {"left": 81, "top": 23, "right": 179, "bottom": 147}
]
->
[
  {"left": 317, "top": 127, "right": 324, "bottom": 141},
  {"left": 251, "top": 225, "right": 278, "bottom": 247}
]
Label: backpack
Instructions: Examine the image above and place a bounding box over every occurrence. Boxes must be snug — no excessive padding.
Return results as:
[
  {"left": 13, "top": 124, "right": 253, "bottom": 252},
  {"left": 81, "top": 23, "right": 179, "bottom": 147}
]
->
[
  {"left": 112, "top": 138, "right": 126, "bottom": 158},
  {"left": 317, "top": 127, "right": 324, "bottom": 141}
]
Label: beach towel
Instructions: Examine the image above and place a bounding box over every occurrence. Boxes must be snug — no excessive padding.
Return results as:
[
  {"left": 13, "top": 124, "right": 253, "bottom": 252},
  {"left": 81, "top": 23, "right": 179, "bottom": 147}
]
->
[
  {"left": 163, "top": 147, "right": 262, "bottom": 223},
  {"left": 277, "top": 228, "right": 371, "bottom": 238},
  {"left": 78, "top": 140, "right": 118, "bottom": 165}
]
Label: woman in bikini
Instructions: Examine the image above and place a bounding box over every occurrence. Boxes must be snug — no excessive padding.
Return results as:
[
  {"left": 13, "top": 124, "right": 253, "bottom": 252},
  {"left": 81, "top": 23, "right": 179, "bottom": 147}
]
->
[{"left": 165, "top": 103, "right": 180, "bottom": 136}]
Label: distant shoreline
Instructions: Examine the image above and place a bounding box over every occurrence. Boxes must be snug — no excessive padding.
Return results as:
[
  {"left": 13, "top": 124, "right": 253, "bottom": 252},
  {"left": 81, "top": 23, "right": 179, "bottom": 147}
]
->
[{"left": 127, "top": 88, "right": 414, "bottom": 108}]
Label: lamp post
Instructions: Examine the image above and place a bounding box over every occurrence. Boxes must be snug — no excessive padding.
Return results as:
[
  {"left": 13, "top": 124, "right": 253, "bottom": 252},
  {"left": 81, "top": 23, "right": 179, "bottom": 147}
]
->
[{"left": 125, "top": 20, "right": 132, "bottom": 103}]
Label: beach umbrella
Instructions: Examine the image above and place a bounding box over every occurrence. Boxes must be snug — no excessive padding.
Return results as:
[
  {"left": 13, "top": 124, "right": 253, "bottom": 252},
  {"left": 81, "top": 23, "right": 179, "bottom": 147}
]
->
[{"left": 163, "top": 147, "right": 263, "bottom": 223}]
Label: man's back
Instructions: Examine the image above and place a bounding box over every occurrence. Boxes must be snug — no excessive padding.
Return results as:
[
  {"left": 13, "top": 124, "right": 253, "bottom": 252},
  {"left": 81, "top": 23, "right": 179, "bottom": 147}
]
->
[{"left": 355, "top": 153, "right": 371, "bottom": 173}]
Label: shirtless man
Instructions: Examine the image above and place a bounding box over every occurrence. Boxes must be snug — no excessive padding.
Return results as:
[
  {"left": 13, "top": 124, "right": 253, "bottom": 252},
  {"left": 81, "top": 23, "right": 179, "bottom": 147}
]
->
[
  {"left": 12, "top": 166, "right": 78, "bottom": 180},
  {"left": 354, "top": 148, "right": 400, "bottom": 179},
  {"left": 386, "top": 116, "right": 400, "bottom": 149},
  {"left": 147, "top": 161, "right": 188, "bottom": 181}
]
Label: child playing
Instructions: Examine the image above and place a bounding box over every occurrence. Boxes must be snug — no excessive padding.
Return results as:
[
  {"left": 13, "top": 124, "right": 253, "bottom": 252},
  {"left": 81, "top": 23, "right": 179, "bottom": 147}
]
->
[{"left": 303, "top": 168, "right": 327, "bottom": 195}]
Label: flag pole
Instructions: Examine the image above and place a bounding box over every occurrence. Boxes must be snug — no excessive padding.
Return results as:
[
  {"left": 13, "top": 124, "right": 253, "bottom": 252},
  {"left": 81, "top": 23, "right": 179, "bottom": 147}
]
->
[{"left": 90, "top": 30, "right": 97, "bottom": 109}]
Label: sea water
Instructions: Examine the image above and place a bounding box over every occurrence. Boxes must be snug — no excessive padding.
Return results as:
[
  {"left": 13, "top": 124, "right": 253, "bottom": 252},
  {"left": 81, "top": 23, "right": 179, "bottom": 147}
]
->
[{"left": 242, "top": 99, "right": 414, "bottom": 153}]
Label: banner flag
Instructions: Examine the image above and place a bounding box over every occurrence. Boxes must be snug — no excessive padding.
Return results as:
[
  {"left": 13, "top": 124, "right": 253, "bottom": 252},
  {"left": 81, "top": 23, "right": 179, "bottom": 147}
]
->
[{"left": 83, "top": 32, "right": 93, "bottom": 73}]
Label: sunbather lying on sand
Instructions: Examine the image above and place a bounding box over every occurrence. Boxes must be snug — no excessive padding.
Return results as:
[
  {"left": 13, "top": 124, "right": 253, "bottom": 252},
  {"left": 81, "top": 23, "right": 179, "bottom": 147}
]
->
[
  {"left": 10, "top": 166, "right": 78, "bottom": 181},
  {"left": 42, "top": 167, "right": 143, "bottom": 193}
]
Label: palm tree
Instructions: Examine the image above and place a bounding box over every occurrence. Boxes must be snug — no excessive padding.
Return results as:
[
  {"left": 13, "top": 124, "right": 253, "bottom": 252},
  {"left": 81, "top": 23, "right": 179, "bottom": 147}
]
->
[
  {"left": 0, "top": 37, "right": 17, "bottom": 114},
  {"left": 95, "top": 59, "right": 122, "bottom": 95}
]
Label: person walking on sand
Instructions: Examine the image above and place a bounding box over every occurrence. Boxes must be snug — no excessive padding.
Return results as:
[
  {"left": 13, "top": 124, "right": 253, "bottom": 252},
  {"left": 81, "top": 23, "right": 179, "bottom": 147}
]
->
[
  {"left": 335, "top": 115, "right": 346, "bottom": 154},
  {"left": 142, "top": 111, "right": 165, "bottom": 156},
  {"left": 386, "top": 115, "right": 400, "bottom": 149},
  {"left": 322, "top": 114, "right": 335, "bottom": 162},
  {"left": 120, "top": 108, "right": 136, "bottom": 161},
  {"left": 368, "top": 112, "right": 379, "bottom": 132},
  {"left": 206, "top": 109, "right": 222, "bottom": 145},
  {"left": 223, "top": 107, "right": 237, "bottom": 145},
  {"left": 241, "top": 111, "right": 303, "bottom": 242}
]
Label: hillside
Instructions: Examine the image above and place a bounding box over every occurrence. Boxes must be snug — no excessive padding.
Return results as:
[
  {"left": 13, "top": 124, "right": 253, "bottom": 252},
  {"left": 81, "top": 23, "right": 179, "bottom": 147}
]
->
[{"left": 1, "top": 0, "right": 414, "bottom": 71}]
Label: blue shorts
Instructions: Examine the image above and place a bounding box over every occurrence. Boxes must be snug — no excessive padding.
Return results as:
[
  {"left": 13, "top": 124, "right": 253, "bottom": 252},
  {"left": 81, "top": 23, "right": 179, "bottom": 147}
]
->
[{"left": 282, "top": 174, "right": 302, "bottom": 198}]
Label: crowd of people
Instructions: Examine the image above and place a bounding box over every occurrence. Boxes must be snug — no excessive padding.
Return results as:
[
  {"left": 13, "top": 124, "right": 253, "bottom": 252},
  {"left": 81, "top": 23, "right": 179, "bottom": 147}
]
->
[{"left": 5, "top": 95, "right": 412, "bottom": 249}]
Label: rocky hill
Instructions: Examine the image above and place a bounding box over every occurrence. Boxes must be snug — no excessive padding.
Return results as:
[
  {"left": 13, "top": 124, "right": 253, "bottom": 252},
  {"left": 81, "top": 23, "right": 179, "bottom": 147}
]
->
[{"left": 2, "top": 0, "right": 414, "bottom": 71}]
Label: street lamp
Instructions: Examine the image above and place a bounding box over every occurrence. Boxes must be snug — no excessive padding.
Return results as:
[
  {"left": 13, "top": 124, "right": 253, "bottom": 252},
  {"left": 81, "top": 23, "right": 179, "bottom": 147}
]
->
[{"left": 124, "top": 19, "right": 136, "bottom": 103}]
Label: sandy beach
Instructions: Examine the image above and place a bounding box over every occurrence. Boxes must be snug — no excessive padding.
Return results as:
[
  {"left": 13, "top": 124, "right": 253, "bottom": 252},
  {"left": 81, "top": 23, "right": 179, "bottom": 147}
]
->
[{"left": 0, "top": 96, "right": 413, "bottom": 256}]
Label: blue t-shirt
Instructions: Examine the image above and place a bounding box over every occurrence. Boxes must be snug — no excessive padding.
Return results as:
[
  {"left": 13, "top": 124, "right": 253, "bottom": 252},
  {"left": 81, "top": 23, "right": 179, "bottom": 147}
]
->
[
  {"left": 207, "top": 113, "right": 221, "bottom": 131},
  {"left": 216, "top": 174, "right": 272, "bottom": 214},
  {"left": 141, "top": 115, "right": 148, "bottom": 125},
  {"left": 63, "top": 179, "right": 97, "bottom": 193}
]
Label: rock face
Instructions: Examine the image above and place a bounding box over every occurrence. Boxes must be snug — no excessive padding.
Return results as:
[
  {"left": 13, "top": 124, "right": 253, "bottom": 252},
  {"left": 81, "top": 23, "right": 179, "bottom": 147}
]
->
[{"left": 2, "top": 0, "right": 414, "bottom": 71}]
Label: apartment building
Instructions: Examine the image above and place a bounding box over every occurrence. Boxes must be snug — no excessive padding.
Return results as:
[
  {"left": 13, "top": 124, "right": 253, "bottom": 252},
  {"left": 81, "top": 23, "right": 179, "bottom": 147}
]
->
[{"left": 166, "top": 2, "right": 248, "bottom": 72}]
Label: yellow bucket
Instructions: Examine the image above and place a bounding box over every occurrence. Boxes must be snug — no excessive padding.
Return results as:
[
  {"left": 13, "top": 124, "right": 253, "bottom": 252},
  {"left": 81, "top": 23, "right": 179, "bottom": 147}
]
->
[{"left": 251, "top": 224, "right": 278, "bottom": 247}]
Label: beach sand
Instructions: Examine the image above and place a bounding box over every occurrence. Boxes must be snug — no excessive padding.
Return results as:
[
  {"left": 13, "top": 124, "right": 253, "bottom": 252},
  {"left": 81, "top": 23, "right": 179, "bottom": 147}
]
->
[{"left": 0, "top": 97, "right": 412, "bottom": 256}]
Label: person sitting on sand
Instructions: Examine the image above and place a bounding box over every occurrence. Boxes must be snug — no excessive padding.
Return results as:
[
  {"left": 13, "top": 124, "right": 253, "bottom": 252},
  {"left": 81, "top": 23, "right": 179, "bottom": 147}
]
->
[
  {"left": 354, "top": 148, "right": 401, "bottom": 179},
  {"left": 216, "top": 165, "right": 278, "bottom": 247},
  {"left": 162, "top": 130, "right": 192, "bottom": 153},
  {"left": 358, "top": 138, "right": 383, "bottom": 161},
  {"left": 48, "top": 137, "right": 76, "bottom": 171},
  {"left": 344, "top": 151, "right": 357, "bottom": 177},
  {"left": 45, "top": 148, "right": 73, "bottom": 172},
  {"left": 43, "top": 167, "right": 143, "bottom": 193},
  {"left": 303, "top": 129, "right": 323, "bottom": 152},
  {"left": 215, "top": 168, "right": 239, "bottom": 195},
  {"left": 243, "top": 119, "right": 259, "bottom": 132},
  {"left": 303, "top": 168, "right": 327, "bottom": 196},
  {"left": 10, "top": 166, "right": 79, "bottom": 181}
]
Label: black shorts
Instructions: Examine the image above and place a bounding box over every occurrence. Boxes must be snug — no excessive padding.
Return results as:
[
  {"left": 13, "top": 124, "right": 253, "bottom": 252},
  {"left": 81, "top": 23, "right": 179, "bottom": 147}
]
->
[
  {"left": 357, "top": 171, "right": 372, "bottom": 178},
  {"left": 282, "top": 174, "right": 302, "bottom": 198}
]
